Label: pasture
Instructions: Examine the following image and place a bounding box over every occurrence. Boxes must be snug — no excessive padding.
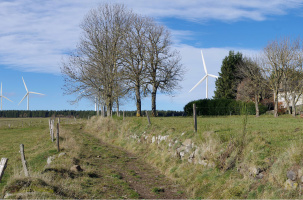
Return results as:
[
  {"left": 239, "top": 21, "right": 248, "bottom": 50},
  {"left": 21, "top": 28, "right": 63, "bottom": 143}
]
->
[
  {"left": 87, "top": 115, "right": 303, "bottom": 198},
  {"left": 0, "top": 115, "right": 303, "bottom": 198},
  {"left": 0, "top": 118, "right": 53, "bottom": 192}
]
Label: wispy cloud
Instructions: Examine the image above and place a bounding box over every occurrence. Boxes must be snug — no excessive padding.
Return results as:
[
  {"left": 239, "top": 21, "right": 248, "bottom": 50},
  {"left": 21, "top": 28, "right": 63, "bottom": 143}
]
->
[
  {"left": 0, "top": 0, "right": 302, "bottom": 74},
  {"left": 124, "top": 0, "right": 303, "bottom": 21}
]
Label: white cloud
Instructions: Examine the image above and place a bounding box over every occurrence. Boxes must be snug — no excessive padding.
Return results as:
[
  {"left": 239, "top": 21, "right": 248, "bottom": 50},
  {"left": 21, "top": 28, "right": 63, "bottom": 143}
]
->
[{"left": 0, "top": 0, "right": 301, "bottom": 74}]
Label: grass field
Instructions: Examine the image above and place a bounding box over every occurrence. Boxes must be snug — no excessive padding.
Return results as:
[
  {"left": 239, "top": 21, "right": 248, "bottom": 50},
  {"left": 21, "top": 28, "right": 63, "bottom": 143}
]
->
[
  {"left": 1, "top": 115, "right": 303, "bottom": 198},
  {"left": 0, "top": 117, "right": 187, "bottom": 199},
  {"left": 87, "top": 115, "right": 303, "bottom": 199},
  {"left": 0, "top": 118, "right": 52, "bottom": 191}
]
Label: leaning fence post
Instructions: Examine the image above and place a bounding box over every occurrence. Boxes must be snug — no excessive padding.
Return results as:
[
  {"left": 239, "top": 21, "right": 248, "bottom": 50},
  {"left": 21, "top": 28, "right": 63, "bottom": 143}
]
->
[
  {"left": 0, "top": 158, "right": 8, "bottom": 181},
  {"left": 146, "top": 111, "right": 151, "bottom": 125},
  {"left": 56, "top": 123, "right": 60, "bottom": 152},
  {"left": 20, "top": 144, "right": 29, "bottom": 177},
  {"left": 193, "top": 103, "right": 197, "bottom": 132}
]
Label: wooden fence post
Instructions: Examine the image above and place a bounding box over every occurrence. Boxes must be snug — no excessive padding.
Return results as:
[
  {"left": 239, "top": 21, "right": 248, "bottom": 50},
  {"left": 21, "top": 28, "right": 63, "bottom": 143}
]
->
[
  {"left": 56, "top": 123, "right": 60, "bottom": 152},
  {"left": 0, "top": 158, "right": 8, "bottom": 181},
  {"left": 51, "top": 120, "right": 54, "bottom": 142},
  {"left": 193, "top": 103, "right": 197, "bottom": 132},
  {"left": 20, "top": 144, "right": 29, "bottom": 177},
  {"left": 146, "top": 111, "right": 151, "bottom": 125},
  {"left": 49, "top": 118, "right": 51, "bottom": 136}
]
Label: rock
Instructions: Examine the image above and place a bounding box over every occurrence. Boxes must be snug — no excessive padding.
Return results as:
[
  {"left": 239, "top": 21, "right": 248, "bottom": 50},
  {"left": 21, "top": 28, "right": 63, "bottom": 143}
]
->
[
  {"left": 58, "top": 152, "right": 66, "bottom": 157},
  {"left": 249, "top": 167, "right": 260, "bottom": 176},
  {"left": 181, "top": 132, "right": 185, "bottom": 136},
  {"left": 198, "top": 160, "right": 208, "bottom": 167},
  {"left": 4, "top": 193, "right": 12, "bottom": 199},
  {"left": 70, "top": 165, "right": 83, "bottom": 172},
  {"left": 152, "top": 136, "right": 156, "bottom": 143},
  {"left": 182, "top": 139, "right": 192, "bottom": 148},
  {"left": 157, "top": 135, "right": 169, "bottom": 144},
  {"left": 179, "top": 151, "right": 185, "bottom": 159},
  {"left": 188, "top": 152, "right": 195, "bottom": 163},
  {"left": 285, "top": 179, "right": 298, "bottom": 190},
  {"left": 287, "top": 170, "right": 297, "bottom": 181},
  {"left": 47, "top": 156, "right": 55, "bottom": 165},
  {"left": 255, "top": 173, "right": 264, "bottom": 179}
]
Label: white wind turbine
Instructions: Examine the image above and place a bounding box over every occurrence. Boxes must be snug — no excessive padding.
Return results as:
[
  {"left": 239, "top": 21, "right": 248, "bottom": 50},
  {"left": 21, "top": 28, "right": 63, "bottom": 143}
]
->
[
  {"left": 0, "top": 82, "right": 13, "bottom": 110},
  {"left": 18, "top": 77, "right": 45, "bottom": 110},
  {"left": 189, "top": 50, "right": 219, "bottom": 99}
]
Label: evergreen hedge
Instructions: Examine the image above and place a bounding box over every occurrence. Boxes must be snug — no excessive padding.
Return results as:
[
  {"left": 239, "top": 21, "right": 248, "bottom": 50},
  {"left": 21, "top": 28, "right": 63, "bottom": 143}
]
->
[{"left": 184, "top": 99, "right": 268, "bottom": 116}]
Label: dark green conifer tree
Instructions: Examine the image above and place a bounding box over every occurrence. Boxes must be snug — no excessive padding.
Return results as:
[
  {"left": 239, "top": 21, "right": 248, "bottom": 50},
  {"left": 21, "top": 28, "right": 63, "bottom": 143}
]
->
[{"left": 214, "top": 50, "right": 243, "bottom": 99}]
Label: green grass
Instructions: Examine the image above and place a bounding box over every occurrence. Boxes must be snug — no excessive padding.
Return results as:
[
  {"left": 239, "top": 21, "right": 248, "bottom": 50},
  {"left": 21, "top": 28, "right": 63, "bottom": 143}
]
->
[
  {"left": 0, "top": 118, "right": 55, "bottom": 193},
  {"left": 87, "top": 115, "right": 303, "bottom": 199},
  {"left": 2, "top": 115, "right": 303, "bottom": 198}
]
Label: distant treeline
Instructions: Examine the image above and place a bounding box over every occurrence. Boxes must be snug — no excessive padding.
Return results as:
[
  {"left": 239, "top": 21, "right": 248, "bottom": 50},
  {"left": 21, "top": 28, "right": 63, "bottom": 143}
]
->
[
  {"left": 0, "top": 110, "right": 96, "bottom": 118},
  {"left": 0, "top": 110, "right": 185, "bottom": 118}
]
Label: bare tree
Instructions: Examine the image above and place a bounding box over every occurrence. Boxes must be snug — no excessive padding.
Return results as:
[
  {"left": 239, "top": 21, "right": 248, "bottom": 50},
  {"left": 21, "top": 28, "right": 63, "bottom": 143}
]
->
[
  {"left": 62, "top": 4, "right": 184, "bottom": 117},
  {"left": 281, "top": 46, "right": 303, "bottom": 117},
  {"left": 61, "top": 4, "right": 132, "bottom": 116},
  {"left": 145, "top": 21, "right": 184, "bottom": 117},
  {"left": 120, "top": 14, "right": 150, "bottom": 117},
  {"left": 262, "top": 37, "right": 301, "bottom": 117},
  {"left": 237, "top": 57, "right": 268, "bottom": 117}
]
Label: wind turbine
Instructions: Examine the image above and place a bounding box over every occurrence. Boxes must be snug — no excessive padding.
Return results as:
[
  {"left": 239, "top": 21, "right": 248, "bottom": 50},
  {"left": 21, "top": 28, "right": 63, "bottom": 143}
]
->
[
  {"left": 0, "top": 82, "right": 13, "bottom": 110},
  {"left": 19, "top": 77, "right": 45, "bottom": 110},
  {"left": 189, "top": 50, "right": 219, "bottom": 99}
]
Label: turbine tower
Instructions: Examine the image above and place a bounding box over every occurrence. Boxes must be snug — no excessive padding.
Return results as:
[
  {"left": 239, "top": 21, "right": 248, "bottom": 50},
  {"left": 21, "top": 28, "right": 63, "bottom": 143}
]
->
[
  {"left": 19, "top": 77, "right": 45, "bottom": 110},
  {"left": 0, "top": 82, "right": 13, "bottom": 110},
  {"left": 189, "top": 50, "right": 219, "bottom": 99}
]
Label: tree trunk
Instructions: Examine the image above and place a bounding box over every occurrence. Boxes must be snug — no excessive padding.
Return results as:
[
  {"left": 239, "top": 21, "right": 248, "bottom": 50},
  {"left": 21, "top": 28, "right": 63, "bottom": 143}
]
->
[
  {"left": 291, "top": 93, "right": 296, "bottom": 117},
  {"left": 116, "top": 98, "right": 119, "bottom": 116},
  {"left": 135, "top": 85, "right": 141, "bottom": 117},
  {"left": 101, "top": 104, "right": 104, "bottom": 117},
  {"left": 254, "top": 94, "right": 260, "bottom": 117},
  {"left": 151, "top": 85, "right": 157, "bottom": 117},
  {"left": 284, "top": 92, "right": 291, "bottom": 114},
  {"left": 106, "top": 95, "right": 112, "bottom": 117},
  {"left": 274, "top": 89, "right": 279, "bottom": 117}
]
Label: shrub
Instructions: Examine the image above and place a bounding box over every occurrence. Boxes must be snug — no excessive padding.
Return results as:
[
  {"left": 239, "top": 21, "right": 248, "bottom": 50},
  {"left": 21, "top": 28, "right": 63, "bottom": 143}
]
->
[{"left": 184, "top": 99, "right": 267, "bottom": 116}]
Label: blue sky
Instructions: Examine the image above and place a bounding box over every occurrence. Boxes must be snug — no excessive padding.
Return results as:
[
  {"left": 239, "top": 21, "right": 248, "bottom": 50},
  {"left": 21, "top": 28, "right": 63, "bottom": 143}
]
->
[{"left": 1, "top": 0, "right": 303, "bottom": 111}]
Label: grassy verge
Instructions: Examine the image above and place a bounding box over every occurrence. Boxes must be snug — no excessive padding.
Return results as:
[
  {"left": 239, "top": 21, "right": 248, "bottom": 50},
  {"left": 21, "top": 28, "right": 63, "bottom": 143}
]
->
[{"left": 86, "top": 115, "right": 303, "bottom": 199}]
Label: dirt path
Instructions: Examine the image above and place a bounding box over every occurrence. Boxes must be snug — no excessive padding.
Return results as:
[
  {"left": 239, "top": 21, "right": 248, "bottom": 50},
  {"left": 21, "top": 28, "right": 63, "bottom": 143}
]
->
[{"left": 72, "top": 124, "right": 187, "bottom": 199}]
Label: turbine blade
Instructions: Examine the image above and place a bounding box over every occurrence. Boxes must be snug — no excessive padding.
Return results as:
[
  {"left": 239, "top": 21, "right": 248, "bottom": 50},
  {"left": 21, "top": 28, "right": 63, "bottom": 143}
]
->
[
  {"left": 29, "top": 91, "right": 45, "bottom": 95},
  {"left": 189, "top": 75, "right": 207, "bottom": 92},
  {"left": 208, "top": 74, "right": 219, "bottom": 79},
  {"left": 201, "top": 50, "right": 208, "bottom": 74},
  {"left": 22, "top": 77, "right": 28, "bottom": 92},
  {"left": 1, "top": 82, "right": 2, "bottom": 96},
  {"left": 19, "top": 93, "right": 28, "bottom": 105},
  {"left": 2, "top": 96, "right": 13, "bottom": 102}
]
